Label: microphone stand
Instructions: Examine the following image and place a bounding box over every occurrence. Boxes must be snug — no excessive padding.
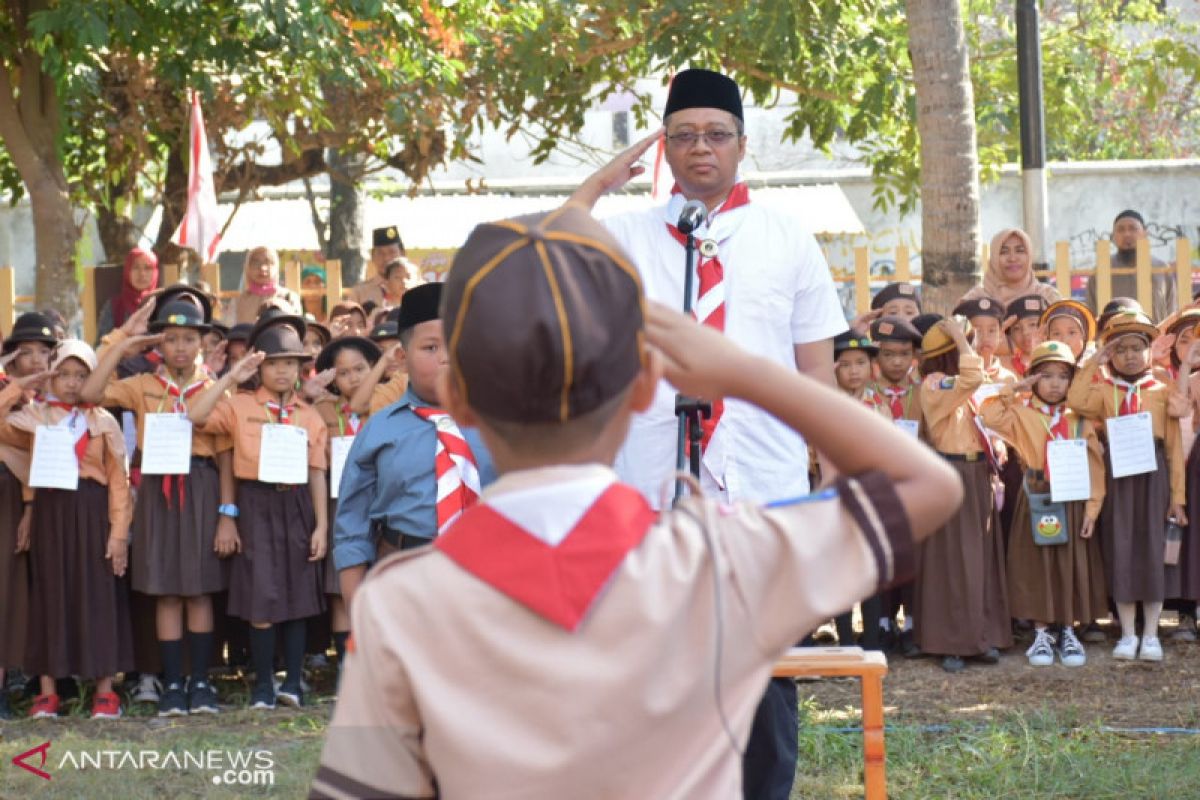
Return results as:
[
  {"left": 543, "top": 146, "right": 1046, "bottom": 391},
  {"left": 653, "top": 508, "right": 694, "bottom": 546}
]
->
[{"left": 674, "top": 230, "right": 712, "bottom": 502}]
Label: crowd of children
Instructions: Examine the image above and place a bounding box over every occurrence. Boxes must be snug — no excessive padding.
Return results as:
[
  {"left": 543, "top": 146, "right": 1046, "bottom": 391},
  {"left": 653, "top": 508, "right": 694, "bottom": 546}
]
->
[
  {"left": 0, "top": 227, "right": 463, "bottom": 720},
  {"left": 3, "top": 213, "right": 1199, "bottom": 726},
  {"left": 831, "top": 265, "right": 1200, "bottom": 672}
]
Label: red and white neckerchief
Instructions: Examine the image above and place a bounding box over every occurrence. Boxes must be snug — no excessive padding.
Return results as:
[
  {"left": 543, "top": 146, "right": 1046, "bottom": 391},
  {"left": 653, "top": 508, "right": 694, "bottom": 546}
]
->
[
  {"left": 663, "top": 182, "right": 751, "bottom": 450},
  {"left": 879, "top": 381, "right": 913, "bottom": 421},
  {"left": 265, "top": 399, "right": 296, "bottom": 424},
  {"left": 411, "top": 406, "right": 482, "bottom": 535},
  {"left": 155, "top": 368, "right": 207, "bottom": 412},
  {"left": 1030, "top": 401, "right": 1072, "bottom": 480},
  {"left": 1109, "top": 373, "right": 1159, "bottom": 416},
  {"left": 858, "top": 386, "right": 884, "bottom": 411},
  {"left": 337, "top": 404, "right": 361, "bottom": 437},
  {"left": 45, "top": 398, "right": 93, "bottom": 465},
  {"left": 1011, "top": 349, "right": 1028, "bottom": 378},
  {"left": 436, "top": 481, "right": 656, "bottom": 631}
]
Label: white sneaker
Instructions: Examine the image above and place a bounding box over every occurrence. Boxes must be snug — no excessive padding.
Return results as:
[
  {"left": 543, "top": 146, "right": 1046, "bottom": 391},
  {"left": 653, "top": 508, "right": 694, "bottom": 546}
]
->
[
  {"left": 1058, "top": 627, "right": 1087, "bottom": 667},
  {"left": 1025, "top": 629, "right": 1056, "bottom": 666},
  {"left": 1112, "top": 635, "right": 1139, "bottom": 660},
  {"left": 1138, "top": 636, "right": 1164, "bottom": 662},
  {"left": 133, "top": 674, "right": 161, "bottom": 703}
]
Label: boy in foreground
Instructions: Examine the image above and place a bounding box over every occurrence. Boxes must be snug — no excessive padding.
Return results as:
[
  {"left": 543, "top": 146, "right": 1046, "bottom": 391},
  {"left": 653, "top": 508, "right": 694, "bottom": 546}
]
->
[{"left": 311, "top": 205, "right": 962, "bottom": 800}]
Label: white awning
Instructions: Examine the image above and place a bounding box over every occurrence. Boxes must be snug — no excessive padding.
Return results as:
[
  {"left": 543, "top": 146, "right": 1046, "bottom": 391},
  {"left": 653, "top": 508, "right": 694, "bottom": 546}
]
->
[{"left": 141, "top": 183, "right": 864, "bottom": 253}]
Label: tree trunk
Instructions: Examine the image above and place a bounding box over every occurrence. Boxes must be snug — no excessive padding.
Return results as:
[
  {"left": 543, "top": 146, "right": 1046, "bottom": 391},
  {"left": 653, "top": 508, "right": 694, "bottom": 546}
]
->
[
  {"left": 0, "top": 1, "right": 81, "bottom": 321},
  {"left": 905, "top": 0, "right": 982, "bottom": 315},
  {"left": 97, "top": 205, "right": 139, "bottom": 265},
  {"left": 327, "top": 147, "right": 367, "bottom": 288}
]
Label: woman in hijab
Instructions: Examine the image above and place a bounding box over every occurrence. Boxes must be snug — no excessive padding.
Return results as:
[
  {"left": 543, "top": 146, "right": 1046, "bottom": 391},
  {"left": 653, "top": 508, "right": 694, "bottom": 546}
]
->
[
  {"left": 97, "top": 248, "right": 159, "bottom": 340},
  {"left": 227, "top": 246, "right": 302, "bottom": 324},
  {"left": 961, "top": 229, "right": 1061, "bottom": 308}
]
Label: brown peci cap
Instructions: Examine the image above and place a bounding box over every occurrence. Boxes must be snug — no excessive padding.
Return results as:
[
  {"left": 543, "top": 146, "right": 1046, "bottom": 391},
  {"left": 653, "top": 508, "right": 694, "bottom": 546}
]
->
[{"left": 442, "top": 205, "right": 645, "bottom": 424}]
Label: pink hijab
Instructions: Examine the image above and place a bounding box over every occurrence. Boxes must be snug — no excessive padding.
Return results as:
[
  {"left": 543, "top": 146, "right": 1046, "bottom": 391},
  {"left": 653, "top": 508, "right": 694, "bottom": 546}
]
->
[{"left": 962, "top": 228, "right": 1060, "bottom": 308}]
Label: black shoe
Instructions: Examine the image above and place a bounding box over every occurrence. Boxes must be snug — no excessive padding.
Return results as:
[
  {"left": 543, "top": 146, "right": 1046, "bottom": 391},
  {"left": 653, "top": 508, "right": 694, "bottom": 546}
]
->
[
  {"left": 900, "top": 630, "right": 921, "bottom": 658},
  {"left": 157, "top": 683, "right": 188, "bottom": 717},
  {"left": 0, "top": 690, "right": 12, "bottom": 720},
  {"left": 879, "top": 628, "right": 898, "bottom": 654},
  {"left": 188, "top": 681, "right": 219, "bottom": 715},
  {"left": 941, "top": 656, "right": 966, "bottom": 673},
  {"left": 1081, "top": 622, "right": 1107, "bottom": 643},
  {"left": 249, "top": 685, "right": 276, "bottom": 710},
  {"left": 276, "top": 682, "right": 304, "bottom": 708}
]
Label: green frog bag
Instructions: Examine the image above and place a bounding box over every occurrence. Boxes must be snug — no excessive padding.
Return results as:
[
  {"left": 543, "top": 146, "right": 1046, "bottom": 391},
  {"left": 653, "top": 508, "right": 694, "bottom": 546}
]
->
[{"left": 1024, "top": 476, "right": 1069, "bottom": 546}]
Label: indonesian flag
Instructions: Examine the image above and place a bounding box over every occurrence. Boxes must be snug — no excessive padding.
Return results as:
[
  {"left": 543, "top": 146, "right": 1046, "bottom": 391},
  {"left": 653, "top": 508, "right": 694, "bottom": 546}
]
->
[{"left": 173, "top": 91, "right": 222, "bottom": 262}]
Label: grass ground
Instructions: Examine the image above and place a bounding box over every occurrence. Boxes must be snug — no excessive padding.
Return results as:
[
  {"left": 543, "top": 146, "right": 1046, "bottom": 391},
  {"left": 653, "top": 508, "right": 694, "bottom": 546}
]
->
[{"left": 2, "top": 621, "right": 1199, "bottom": 799}]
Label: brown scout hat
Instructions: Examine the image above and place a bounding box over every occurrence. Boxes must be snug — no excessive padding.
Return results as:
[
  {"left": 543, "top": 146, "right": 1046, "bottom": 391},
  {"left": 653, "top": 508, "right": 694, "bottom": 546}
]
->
[
  {"left": 952, "top": 295, "right": 1005, "bottom": 321},
  {"left": 442, "top": 205, "right": 644, "bottom": 424},
  {"left": 1005, "top": 294, "right": 1049, "bottom": 322},
  {"left": 870, "top": 315, "right": 923, "bottom": 345},
  {"left": 1099, "top": 310, "right": 1159, "bottom": 346},
  {"left": 1040, "top": 299, "right": 1097, "bottom": 343},
  {"left": 1026, "top": 340, "right": 1076, "bottom": 372},
  {"left": 870, "top": 282, "right": 921, "bottom": 312}
]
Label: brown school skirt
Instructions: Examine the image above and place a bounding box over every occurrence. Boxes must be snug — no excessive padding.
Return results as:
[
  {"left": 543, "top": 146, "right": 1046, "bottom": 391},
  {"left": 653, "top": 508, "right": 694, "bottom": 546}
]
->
[
  {"left": 25, "top": 479, "right": 134, "bottom": 679},
  {"left": 1178, "top": 434, "right": 1200, "bottom": 601},
  {"left": 322, "top": 495, "right": 340, "bottom": 596},
  {"left": 914, "top": 458, "right": 1012, "bottom": 657},
  {"left": 228, "top": 480, "right": 325, "bottom": 624},
  {"left": 1102, "top": 443, "right": 1170, "bottom": 603},
  {"left": 131, "top": 458, "right": 228, "bottom": 596},
  {"left": 1006, "top": 472, "right": 1108, "bottom": 626},
  {"left": 0, "top": 464, "right": 29, "bottom": 668}
]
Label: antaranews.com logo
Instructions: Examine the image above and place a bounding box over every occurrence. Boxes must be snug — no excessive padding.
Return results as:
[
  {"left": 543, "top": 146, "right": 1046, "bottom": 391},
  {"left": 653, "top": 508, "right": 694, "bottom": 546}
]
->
[{"left": 11, "top": 740, "right": 276, "bottom": 786}]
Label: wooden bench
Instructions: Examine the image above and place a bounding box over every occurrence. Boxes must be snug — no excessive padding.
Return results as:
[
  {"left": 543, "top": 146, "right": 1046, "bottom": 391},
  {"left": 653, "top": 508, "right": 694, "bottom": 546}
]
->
[{"left": 773, "top": 646, "right": 888, "bottom": 800}]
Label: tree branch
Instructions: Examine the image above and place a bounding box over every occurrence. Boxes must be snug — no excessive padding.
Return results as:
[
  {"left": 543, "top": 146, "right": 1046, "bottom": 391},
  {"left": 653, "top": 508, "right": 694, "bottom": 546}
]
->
[{"left": 722, "top": 59, "right": 850, "bottom": 104}]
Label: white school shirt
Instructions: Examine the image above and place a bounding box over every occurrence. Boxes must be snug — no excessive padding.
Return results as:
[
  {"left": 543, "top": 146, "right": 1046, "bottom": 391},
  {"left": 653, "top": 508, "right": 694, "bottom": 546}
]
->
[{"left": 604, "top": 195, "right": 847, "bottom": 508}]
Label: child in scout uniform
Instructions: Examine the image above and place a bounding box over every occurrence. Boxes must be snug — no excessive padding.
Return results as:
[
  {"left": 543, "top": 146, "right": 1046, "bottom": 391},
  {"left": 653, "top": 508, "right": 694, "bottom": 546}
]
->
[
  {"left": 914, "top": 318, "right": 1013, "bottom": 673},
  {"left": 0, "top": 340, "right": 133, "bottom": 719},
  {"left": 1040, "top": 299, "right": 1096, "bottom": 362},
  {"left": 311, "top": 205, "right": 963, "bottom": 800},
  {"left": 332, "top": 283, "right": 495, "bottom": 607},
  {"left": 311, "top": 335, "right": 382, "bottom": 669},
  {"left": 830, "top": 331, "right": 889, "bottom": 649},
  {"left": 868, "top": 314, "right": 925, "bottom": 655},
  {"left": 1001, "top": 294, "right": 1049, "bottom": 377},
  {"left": 980, "top": 341, "right": 1108, "bottom": 667},
  {"left": 1096, "top": 297, "right": 1144, "bottom": 338},
  {"left": 1067, "top": 310, "right": 1187, "bottom": 661},
  {"left": 81, "top": 290, "right": 232, "bottom": 716},
  {"left": 0, "top": 312, "right": 57, "bottom": 718},
  {"left": 188, "top": 313, "right": 329, "bottom": 708},
  {"left": 872, "top": 282, "right": 921, "bottom": 319}
]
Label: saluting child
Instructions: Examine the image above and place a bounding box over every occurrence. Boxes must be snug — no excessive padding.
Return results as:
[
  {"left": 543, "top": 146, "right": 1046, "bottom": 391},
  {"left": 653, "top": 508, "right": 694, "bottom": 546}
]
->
[
  {"left": 980, "top": 341, "right": 1108, "bottom": 667},
  {"left": 869, "top": 314, "right": 925, "bottom": 655},
  {"left": 82, "top": 288, "right": 232, "bottom": 716},
  {"left": 188, "top": 313, "right": 329, "bottom": 709},
  {"left": 333, "top": 283, "right": 496, "bottom": 607},
  {"left": 831, "top": 331, "right": 890, "bottom": 649},
  {"left": 1067, "top": 311, "right": 1186, "bottom": 662},
  {"left": 1001, "top": 295, "right": 1048, "bottom": 377},
  {"left": 311, "top": 335, "right": 383, "bottom": 670},
  {"left": 914, "top": 318, "right": 1013, "bottom": 672},
  {"left": 0, "top": 340, "right": 133, "bottom": 719},
  {"left": 1040, "top": 299, "right": 1096, "bottom": 363},
  {"left": 872, "top": 282, "right": 922, "bottom": 319},
  {"left": 0, "top": 312, "right": 57, "bottom": 719}
]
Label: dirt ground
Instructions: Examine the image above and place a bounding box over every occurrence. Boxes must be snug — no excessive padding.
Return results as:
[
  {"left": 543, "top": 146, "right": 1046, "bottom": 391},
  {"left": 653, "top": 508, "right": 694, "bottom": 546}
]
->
[{"left": 801, "top": 616, "right": 1200, "bottom": 729}]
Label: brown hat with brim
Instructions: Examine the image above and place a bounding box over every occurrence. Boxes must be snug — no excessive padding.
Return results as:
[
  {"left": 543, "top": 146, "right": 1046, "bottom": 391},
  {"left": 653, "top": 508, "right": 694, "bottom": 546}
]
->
[
  {"left": 442, "top": 205, "right": 645, "bottom": 424},
  {"left": 1099, "top": 310, "right": 1159, "bottom": 346},
  {"left": 1040, "top": 299, "right": 1097, "bottom": 343},
  {"left": 250, "top": 323, "right": 311, "bottom": 361}
]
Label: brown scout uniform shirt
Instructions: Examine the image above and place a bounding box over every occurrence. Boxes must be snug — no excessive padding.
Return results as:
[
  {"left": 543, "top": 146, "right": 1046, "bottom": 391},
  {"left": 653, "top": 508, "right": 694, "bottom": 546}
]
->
[{"left": 197, "top": 387, "right": 328, "bottom": 480}]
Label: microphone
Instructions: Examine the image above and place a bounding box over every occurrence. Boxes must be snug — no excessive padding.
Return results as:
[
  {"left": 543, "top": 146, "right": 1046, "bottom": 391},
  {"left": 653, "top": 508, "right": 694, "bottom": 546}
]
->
[{"left": 676, "top": 199, "right": 707, "bottom": 235}]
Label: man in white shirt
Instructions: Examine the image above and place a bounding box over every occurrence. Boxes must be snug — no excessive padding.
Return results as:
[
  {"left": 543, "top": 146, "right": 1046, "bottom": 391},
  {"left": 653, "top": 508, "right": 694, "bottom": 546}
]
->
[{"left": 570, "top": 68, "right": 847, "bottom": 800}]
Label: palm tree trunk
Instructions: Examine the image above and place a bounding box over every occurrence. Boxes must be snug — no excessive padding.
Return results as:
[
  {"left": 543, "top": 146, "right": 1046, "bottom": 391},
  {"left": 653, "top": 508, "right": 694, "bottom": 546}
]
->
[{"left": 906, "top": 0, "right": 982, "bottom": 315}]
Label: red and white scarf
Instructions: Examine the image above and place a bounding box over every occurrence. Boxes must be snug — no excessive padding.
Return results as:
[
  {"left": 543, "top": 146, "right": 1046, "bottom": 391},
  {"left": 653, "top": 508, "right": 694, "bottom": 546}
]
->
[{"left": 412, "top": 407, "right": 482, "bottom": 535}]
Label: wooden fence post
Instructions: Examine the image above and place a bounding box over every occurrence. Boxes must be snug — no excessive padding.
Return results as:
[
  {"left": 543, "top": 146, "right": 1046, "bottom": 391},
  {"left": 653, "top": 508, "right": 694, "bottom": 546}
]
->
[
  {"left": 1176, "top": 238, "right": 1192, "bottom": 313},
  {"left": 162, "top": 261, "right": 181, "bottom": 287},
  {"left": 1055, "top": 242, "right": 1071, "bottom": 297},
  {"left": 0, "top": 266, "right": 14, "bottom": 334},
  {"left": 82, "top": 266, "right": 97, "bottom": 344},
  {"left": 895, "top": 245, "right": 911, "bottom": 284},
  {"left": 1135, "top": 238, "right": 1152, "bottom": 315},
  {"left": 1094, "top": 241, "right": 1112, "bottom": 311},
  {"left": 324, "top": 259, "right": 342, "bottom": 319},
  {"left": 854, "top": 247, "right": 871, "bottom": 314},
  {"left": 284, "top": 259, "right": 301, "bottom": 294}
]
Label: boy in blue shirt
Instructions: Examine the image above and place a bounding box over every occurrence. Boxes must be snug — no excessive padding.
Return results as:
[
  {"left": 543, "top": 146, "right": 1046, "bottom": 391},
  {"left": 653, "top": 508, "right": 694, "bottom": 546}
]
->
[{"left": 333, "top": 283, "right": 496, "bottom": 605}]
